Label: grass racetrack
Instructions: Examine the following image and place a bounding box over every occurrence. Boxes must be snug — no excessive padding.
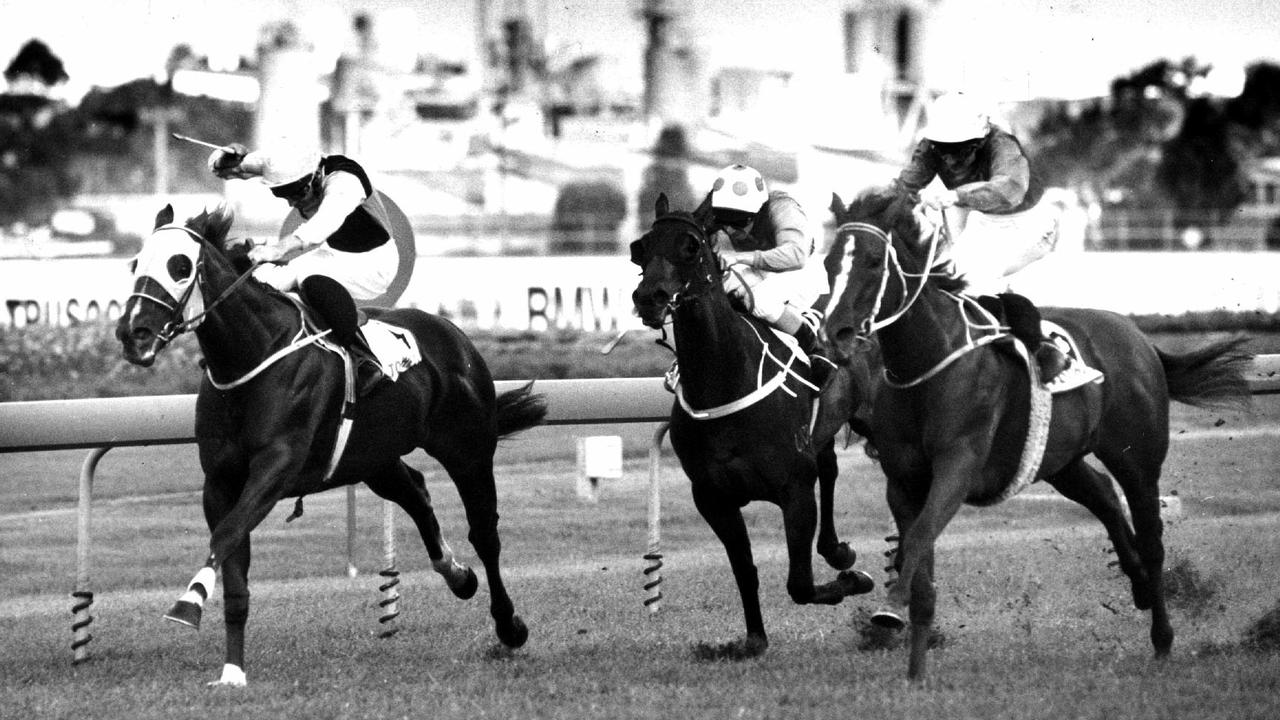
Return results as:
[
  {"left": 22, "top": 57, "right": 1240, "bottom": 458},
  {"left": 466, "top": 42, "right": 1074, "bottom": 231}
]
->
[{"left": 2, "top": 393, "right": 1279, "bottom": 718}]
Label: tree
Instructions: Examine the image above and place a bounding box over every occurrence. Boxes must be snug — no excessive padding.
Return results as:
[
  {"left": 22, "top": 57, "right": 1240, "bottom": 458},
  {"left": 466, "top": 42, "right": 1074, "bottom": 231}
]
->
[
  {"left": 1, "top": 39, "right": 77, "bottom": 225},
  {"left": 1029, "top": 56, "right": 1260, "bottom": 224},
  {"left": 4, "top": 38, "right": 68, "bottom": 87}
]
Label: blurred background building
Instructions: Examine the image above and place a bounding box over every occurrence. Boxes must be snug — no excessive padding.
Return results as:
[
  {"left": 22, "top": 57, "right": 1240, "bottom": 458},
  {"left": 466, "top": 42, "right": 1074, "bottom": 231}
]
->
[{"left": 4, "top": 0, "right": 1280, "bottom": 258}]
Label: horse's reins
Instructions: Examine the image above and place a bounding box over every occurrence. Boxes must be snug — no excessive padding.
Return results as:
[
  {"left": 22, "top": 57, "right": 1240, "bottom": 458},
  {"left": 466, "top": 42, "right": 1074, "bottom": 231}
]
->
[
  {"left": 643, "top": 215, "right": 816, "bottom": 420},
  {"left": 129, "top": 222, "right": 354, "bottom": 485},
  {"left": 836, "top": 211, "right": 1010, "bottom": 388},
  {"left": 130, "top": 224, "right": 270, "bottom": 349},
  {"left": 130, "top": 224, "right": 332, "bottom": 389}
]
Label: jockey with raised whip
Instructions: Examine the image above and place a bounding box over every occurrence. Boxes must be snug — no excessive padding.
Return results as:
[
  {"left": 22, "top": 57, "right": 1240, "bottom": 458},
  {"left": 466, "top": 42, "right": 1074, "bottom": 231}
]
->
[
  {"left": 893, "top": 91, "right": 1099, "bottom": 389},
  {"left": 206, "top": 139, "right": 399, "bottom": 365}
]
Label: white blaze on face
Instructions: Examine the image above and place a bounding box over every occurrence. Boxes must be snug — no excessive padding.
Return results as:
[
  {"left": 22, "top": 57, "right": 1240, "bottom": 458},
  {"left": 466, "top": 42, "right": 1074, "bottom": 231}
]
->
[
  {"left": 824, "top": 226, "right": 858, "bottom": 319},
  {"left": 131, "top": 225, "right": 205, "bottom": 325}
]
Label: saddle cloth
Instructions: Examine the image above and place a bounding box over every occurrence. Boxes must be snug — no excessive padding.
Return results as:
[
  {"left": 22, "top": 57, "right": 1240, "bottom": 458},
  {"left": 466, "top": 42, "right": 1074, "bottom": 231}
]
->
[{"left": 360, "top": 319, "right": 422, "bottom": 382}]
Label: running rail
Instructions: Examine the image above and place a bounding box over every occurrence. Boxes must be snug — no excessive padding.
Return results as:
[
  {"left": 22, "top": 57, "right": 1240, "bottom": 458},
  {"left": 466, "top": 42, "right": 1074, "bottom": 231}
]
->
[
  {"left": 0, "top": 377, "right": 671, "bottom": 664},
  {"left": 2, "top": 358, "right": 1277, "bottom": 663}
]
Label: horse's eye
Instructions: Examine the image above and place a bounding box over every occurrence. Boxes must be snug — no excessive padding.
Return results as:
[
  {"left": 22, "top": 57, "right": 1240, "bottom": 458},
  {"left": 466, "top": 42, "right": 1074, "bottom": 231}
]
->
[
  {"left": 680, "top": 235, "right": 700, "bottom": 262},
  {"left": 126, "top": 258, "right": 138, "bottom": 275},
  {"left": 166, "top": 254, "right": 194, "bottom": 282}
]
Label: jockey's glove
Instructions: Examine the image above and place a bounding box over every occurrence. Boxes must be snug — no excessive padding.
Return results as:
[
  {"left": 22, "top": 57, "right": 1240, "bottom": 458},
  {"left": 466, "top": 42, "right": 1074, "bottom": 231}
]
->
[
  {"left": 208, "top": 143, "right": 251, "bottom": 178},
  {"left": 920, "top": 188, "right": 959, "bottom": 211}
]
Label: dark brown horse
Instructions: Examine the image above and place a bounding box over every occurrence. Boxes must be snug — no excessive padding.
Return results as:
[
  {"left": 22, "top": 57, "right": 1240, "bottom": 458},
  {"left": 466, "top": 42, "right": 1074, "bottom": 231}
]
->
[
  {"left": 116, "top": 204, "right": 546, "bottom": 685},
  {"left": 823, "top": 186, "right": 1251, "bottom": 682},
  {"left": 630, "top": 193, "right": 874, "bottom": 659}
]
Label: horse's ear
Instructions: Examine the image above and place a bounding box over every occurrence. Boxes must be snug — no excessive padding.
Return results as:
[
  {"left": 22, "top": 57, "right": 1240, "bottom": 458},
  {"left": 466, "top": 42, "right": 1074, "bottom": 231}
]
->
[
  {"left": 154, "top": 204, "right": 174, "bottom": 229},
  {"left": 829, "top": 192, "right": 846, "bottom": 218},
  {"left": 693, "top": 191, "right": 714, "bottom": 224},
  {"left": 654, "top": 192, "right": 669, "bottom": 217}
]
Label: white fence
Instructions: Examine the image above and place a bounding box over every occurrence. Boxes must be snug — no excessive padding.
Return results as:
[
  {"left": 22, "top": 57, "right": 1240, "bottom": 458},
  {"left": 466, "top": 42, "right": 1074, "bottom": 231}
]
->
[{"left": 2, "top": 360, "right": 1278, "bottom": 663}]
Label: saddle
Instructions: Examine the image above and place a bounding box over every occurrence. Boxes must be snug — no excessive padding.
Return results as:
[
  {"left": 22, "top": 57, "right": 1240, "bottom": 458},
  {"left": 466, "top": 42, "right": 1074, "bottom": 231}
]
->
[{"left": 293, "top": 298, "right": 422, "bottom": 399}]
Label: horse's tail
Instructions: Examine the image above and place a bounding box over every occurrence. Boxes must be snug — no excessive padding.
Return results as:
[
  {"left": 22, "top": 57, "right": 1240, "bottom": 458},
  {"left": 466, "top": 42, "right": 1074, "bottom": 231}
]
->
[
  {"left": 1158, "top": 336, "right": 1253, "bottom": 409},
  {"left": 495, "top": 381, "right": 549, "bottom": 439}
]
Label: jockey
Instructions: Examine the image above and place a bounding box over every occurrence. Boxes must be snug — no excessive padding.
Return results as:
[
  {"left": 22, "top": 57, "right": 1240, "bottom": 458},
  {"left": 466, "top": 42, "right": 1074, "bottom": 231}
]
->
[
  {"left": 710, "top": 164, "right": 830, "bottom": 355},
  {"left": 207, "top": 141, "right": 399, "bottom": 353},
  {"left": 894, "top": 91, "right": 1090, "bottom": 387}
]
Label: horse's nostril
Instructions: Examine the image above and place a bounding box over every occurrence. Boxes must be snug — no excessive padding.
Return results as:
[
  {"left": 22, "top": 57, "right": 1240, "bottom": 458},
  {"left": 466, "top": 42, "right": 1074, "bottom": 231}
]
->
[{"left": 834, "top": 327, "right": 856, "bottom": 345}]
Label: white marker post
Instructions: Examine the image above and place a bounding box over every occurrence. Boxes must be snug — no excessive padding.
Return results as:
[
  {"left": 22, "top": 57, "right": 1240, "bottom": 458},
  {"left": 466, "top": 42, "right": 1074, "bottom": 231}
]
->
[{"left": 576, "top": 435, "right": 622, "bottom": 502}]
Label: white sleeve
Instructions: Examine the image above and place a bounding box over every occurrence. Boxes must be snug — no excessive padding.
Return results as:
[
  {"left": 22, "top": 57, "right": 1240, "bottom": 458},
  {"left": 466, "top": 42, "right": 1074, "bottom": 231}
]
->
[{"left": 291, "top": 172, "right": 368, "bottom": 248}]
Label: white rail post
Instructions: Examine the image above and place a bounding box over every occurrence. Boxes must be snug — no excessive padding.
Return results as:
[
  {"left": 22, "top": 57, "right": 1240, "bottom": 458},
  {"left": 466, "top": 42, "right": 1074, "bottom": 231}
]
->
[
  {"left": 643, "top": 422, "right": 669, "bottom": 614},
  {"left": 72, "top": 447, "right": 110, "bottom": 663}
]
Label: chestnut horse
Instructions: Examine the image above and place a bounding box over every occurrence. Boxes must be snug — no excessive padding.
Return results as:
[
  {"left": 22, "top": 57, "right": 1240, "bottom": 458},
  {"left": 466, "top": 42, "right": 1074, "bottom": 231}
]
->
[
  {"left": 116, "top": 204, "right": 546, "bottom": 685},
  {"left": 823, "top": 186, "right": 1251, "bottom": 682}
]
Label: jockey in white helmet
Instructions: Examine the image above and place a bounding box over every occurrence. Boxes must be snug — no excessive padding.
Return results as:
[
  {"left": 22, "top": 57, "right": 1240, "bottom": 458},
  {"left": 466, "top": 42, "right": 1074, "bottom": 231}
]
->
[
  {"left": 207, "top": 139, "right": 400, "bottom": 353},
  {"left": 895, "top": 91, "right": 1095, "bottom": 388},
  {"left": 710, "top": 164, "right": 830, "bottom": 354}
]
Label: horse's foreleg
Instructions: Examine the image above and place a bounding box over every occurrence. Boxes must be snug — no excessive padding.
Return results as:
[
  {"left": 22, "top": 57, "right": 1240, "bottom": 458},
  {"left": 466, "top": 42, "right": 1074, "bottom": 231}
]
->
[
  {"left": 168, "top": 465, "right": 284, "bottom": 635},
  {"left": 690, "top": 482, "right": 767, "bottom": 659},
  {"left": 212, "top": 535, "right": 251, "bottom": 687},
  {"left": 905, "top": 545, "right": 937, "bottom": 684},
  {"left": 814, "top": 442, "right": 857, "bottom": 571},
  {"left": 872, "top": 457, "right": 964, "bottom": 631}
]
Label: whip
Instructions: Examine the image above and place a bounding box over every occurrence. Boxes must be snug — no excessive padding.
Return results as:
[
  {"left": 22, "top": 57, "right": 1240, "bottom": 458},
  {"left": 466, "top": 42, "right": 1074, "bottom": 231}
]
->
[{"left": 170, "top": 133, "right": 235, "bottom": 153}]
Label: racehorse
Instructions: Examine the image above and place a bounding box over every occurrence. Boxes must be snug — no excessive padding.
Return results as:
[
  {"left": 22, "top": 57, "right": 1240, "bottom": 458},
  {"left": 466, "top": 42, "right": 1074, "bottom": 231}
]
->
[
  {"left": 822, "top": 186, "right": 1252, "bottom": 682},
  {"left": 116, "top": 203, "right": 547, "bottom": 686},
  {"left": 630, "top": 192, "right": 875, "bottom": 659}
]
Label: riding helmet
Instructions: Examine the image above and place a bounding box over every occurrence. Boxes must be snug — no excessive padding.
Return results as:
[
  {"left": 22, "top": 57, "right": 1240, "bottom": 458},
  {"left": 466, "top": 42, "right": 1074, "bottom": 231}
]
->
[{"left": 711, "top": 164, "right": 768, "bottom": 215}]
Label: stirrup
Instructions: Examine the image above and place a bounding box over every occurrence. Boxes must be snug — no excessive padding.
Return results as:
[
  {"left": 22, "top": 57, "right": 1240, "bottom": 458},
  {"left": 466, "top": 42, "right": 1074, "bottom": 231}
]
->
[{"left": 1044, "top": 362, "right": 1104, "bottom": 393}]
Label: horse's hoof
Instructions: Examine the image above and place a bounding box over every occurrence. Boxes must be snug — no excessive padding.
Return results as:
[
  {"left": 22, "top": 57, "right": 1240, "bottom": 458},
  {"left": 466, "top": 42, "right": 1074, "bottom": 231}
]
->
[
  {"left": 693, "top": 635, "right": 767, "bottom": 661},
  {"left": 497, "top": 615, "right": 528, "bottom": 648},
  {"left": 822, "top": 542, "right": 858, "bottom": 571},
  {"left": 451, "top": 568, "right": 479, "bottom": 600},
  {"left": 838, "top": 569, "right": 876, "bottom": 596},
  {"left": 207, "top": 663, "right": 247, "bottom": 687},
  {"left": 870, "top": 608, "right": 906, "bottom": 630},
  {"left": 164, "top": 600, "right": 202, "bottom": 629}
]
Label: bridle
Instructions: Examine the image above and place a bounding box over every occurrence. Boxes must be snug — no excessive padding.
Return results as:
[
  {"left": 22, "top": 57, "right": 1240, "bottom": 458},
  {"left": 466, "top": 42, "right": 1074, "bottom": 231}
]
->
[
  {"left": 827, "top": 214, "right": 941, "bottom": 339},
  {"left": 641, "top": 214, "right": 723, "bottom": 319},
  {"left": 128, "top": 223, "right": 265, "bottom": 350}
]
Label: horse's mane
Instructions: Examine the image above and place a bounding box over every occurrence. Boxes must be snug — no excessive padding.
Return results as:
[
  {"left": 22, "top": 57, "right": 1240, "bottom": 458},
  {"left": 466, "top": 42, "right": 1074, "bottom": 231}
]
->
[
  {"left": 837, "top": 184, "right": 967, "bottom": 294},
  {"left": 185, "top": 203, "right": 256, "bottom": 274},
  {"left": 187, "top": 204, "right": 235, "bottom": 247}
]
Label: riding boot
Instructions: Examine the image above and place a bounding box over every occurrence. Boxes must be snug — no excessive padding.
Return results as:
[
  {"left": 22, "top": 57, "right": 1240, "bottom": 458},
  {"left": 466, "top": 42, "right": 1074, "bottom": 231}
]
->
[
  {"left": 300, "top": 275, "right": 384, "bottom": 395},
  {"left": 1034, "top": 341, "right": 1071, "bottom": 385},
  {"left": 999, "top": 292, "right": 1071, "bottom": 385}
]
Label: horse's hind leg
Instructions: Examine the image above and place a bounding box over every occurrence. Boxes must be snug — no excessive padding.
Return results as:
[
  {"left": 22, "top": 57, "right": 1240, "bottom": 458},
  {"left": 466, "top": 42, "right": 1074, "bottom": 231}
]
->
[
  {"left": 364, "top": 461, "right": 478, "bottom": 599},
  {"left": 1044, "top": 458, "right": 1146, "bottom": 604},
  {"left": 779, "top": 471, "right": 874, "bottom": 606},
  {"left": 1095, "top": 447, "right": 1174, "bottom": 657},
  {"left": 439, "top": 454, "right": 528, "bottom": 649},
  {"left": 815, "top": 441, "right": 857, "bottom": 570}
]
